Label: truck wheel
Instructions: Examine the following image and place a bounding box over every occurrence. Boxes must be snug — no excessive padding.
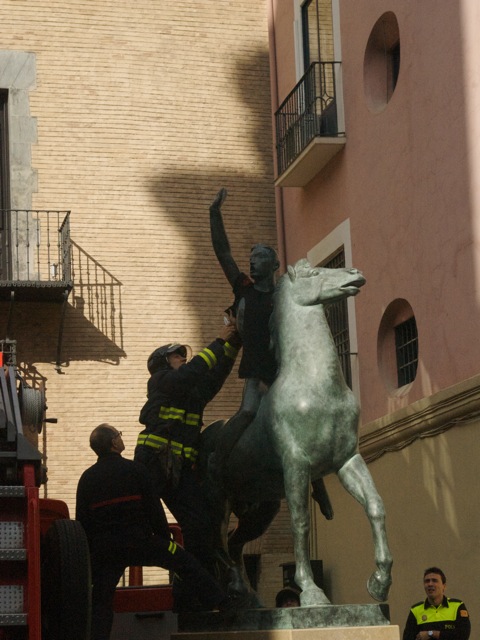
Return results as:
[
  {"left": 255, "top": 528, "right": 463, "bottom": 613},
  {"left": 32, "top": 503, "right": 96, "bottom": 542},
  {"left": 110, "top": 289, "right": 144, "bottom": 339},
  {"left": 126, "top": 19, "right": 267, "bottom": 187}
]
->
[
  {"left": 19, "top": 385, "right": 45, "bottom": 433},
  {"left": 42, "top": 519, "right": 91, "bottom": 640}
]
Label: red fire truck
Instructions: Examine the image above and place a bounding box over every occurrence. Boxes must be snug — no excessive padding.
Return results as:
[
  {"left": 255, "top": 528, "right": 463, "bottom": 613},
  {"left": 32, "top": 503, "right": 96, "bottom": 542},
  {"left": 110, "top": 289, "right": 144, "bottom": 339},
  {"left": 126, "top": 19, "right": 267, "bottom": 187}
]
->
[{"left": 0, "top": 344, "right": 179, "bottom": 640}]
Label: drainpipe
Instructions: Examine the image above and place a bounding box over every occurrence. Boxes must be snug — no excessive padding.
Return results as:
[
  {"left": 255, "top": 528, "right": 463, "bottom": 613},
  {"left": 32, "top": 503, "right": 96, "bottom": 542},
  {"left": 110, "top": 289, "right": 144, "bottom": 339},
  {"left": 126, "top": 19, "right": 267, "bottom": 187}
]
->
[{"left": 268, "top": 0, "right": 287, "bottom": 273}]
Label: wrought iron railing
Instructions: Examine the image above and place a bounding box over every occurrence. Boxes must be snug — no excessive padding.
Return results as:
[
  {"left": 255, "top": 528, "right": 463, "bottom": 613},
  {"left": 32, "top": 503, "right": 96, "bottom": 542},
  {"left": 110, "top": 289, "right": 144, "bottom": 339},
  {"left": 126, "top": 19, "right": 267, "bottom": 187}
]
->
[
  {"left": 0, "top": 210, "right": 72, "bottom": 285},
  {"left": 275, "top": 61, "right": 344, "bottom": 176}
]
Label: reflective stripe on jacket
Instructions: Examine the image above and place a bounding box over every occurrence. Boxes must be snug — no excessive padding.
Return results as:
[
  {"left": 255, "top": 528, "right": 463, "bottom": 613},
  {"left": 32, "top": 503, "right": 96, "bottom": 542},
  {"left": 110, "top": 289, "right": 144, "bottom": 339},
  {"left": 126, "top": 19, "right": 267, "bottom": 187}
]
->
[{"left": 136, "top": 432, "right": 198, "bottom": 463}]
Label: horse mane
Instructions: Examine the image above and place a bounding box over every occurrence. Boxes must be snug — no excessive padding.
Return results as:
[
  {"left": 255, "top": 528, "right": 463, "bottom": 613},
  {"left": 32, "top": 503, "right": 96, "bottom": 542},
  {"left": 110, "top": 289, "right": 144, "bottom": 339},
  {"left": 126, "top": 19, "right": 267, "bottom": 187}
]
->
[{"left": 270, "top": 258, "right": 317, "bottom": 364}]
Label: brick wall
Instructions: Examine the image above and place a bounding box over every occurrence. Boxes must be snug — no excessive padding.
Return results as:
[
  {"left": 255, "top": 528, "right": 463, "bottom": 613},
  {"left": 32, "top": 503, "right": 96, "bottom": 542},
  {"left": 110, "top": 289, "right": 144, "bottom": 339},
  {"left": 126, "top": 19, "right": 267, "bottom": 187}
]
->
[{"left": 0, "top": 0, "right": 297, "bottom": 600}]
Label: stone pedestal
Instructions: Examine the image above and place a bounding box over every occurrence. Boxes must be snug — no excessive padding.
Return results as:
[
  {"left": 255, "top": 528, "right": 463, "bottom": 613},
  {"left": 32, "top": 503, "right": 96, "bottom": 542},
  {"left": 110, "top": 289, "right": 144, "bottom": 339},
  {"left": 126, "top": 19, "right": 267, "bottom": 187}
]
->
[
  {"left": 173, "top": 627, "right": 399, "bottom": 640},
  {"left": 173, "top": 604, "right": 400, "bottom": 640}
]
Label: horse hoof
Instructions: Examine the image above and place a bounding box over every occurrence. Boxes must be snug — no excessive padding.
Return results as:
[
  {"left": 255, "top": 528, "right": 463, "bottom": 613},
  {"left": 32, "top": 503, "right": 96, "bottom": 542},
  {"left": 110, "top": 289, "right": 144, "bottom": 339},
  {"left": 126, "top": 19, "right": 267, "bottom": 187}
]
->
[
  {"left": 299, "top": 587, "right": 330, "bottom": 606},
  {"left": 367, "top": 571, "right": 392, "bottom": 602}
]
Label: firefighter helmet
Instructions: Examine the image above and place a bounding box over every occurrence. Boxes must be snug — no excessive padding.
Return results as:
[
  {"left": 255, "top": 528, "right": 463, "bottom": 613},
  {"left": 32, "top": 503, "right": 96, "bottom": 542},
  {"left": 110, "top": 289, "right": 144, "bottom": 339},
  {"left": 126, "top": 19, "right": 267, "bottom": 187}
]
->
[{"left": 147, "top": 343, "right": 190, "bottom": 374}]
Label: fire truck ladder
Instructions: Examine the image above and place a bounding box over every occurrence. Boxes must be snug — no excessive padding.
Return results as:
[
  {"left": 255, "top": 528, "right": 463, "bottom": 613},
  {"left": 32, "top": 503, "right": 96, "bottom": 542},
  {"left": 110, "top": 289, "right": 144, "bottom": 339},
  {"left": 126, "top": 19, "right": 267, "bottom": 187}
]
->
[{"left": 0, "top": 364, "right": 43, "bottom": 639}]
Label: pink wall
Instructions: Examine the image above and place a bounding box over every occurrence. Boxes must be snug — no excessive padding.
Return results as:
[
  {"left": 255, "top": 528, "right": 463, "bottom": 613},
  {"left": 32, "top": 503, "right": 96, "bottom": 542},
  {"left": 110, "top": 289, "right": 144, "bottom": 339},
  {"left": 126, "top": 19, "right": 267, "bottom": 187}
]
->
[{"left": 271, "top": 0, "right": 480, "bottom": 424}]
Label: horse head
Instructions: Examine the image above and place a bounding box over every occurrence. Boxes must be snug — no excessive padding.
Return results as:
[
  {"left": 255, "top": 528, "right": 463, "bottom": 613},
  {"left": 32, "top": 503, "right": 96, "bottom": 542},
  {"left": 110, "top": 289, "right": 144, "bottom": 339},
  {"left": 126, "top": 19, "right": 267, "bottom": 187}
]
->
[{"left": 284, "top": 258, "right": 366, "bottom": 306}]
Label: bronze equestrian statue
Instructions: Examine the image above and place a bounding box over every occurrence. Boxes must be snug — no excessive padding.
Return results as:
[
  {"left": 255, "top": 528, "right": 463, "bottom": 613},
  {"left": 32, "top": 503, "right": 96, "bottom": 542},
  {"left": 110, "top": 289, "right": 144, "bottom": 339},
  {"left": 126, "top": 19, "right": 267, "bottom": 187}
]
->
[{"left": 200, "top": 258, "right": 393, "bottom": 607}]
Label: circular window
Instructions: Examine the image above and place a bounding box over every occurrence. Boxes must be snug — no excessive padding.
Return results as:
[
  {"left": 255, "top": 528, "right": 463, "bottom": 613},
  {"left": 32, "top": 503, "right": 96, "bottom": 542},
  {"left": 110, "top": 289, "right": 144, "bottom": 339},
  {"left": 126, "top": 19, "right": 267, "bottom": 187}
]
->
[
  {"left": 364, "top": 12, "right": 400, "bottom": 112},
  {"left": 377, "top": 299, "right": 418, "bottom": 395}
]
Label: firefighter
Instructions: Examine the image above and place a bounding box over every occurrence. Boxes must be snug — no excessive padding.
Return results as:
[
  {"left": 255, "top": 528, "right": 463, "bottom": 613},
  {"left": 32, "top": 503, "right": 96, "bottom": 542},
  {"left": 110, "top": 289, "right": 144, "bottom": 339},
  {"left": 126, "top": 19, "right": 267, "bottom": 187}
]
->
[
  {"left": 76, "top": 424, "right": 244, "bottom": 640},
  {"left": 133, "top": 320, "right": 241, "bottom": 608},
  {"left": 403, "top": 567, "right": 471, "bottom": 640}
]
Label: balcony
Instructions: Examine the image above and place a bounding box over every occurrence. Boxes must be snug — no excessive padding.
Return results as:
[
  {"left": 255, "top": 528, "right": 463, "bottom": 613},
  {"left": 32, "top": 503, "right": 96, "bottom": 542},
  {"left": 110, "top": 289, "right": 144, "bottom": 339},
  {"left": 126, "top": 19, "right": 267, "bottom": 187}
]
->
[
  {"left": 0, "top": 210, "right": 73, "bottom": 303},
  {"left": 275, "top": 62, "right": 346, "bottom": 188}
]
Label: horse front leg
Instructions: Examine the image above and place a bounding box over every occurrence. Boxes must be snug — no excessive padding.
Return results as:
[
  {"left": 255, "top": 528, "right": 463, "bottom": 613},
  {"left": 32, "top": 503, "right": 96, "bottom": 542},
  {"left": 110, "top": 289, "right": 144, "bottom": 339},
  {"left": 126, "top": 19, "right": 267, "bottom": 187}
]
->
[
  {"left": 283, "top": 460, "right": 330, "bottom": 606},
  {"left": 337, "top": 453, "right": 393, "bottom": 601}
]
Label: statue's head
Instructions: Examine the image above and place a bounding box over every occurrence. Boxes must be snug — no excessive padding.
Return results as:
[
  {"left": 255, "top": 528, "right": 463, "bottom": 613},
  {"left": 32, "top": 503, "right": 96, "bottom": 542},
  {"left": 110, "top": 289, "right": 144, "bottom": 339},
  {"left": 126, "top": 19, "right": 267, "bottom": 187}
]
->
[{"left": 249, "top": 244, "right": 280, "bottom": 282}]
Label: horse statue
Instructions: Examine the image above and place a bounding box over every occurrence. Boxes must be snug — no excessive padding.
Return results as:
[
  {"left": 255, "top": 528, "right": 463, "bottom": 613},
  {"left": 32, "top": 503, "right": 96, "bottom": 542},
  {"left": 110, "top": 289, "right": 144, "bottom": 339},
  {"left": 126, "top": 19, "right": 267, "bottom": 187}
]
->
[{"left": 200, "top": 258, "right": 392, "bottom": 607}]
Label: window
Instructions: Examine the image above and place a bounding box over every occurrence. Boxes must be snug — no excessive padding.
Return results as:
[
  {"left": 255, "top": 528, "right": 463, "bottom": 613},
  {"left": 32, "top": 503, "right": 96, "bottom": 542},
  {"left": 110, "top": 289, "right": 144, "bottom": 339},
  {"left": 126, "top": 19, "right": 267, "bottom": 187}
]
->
[
  {"left": 307, "top": 220, "right": 360, "bottom": 399},
  {"left": 322, "top": 248, "right": 352, "bottom": 389},
  {"left": 363, "top": 12, "right": 401, "bottom": 112},
  {"left": 378, "top": 299, "right": 418, "bottom": 393},
  {"left": 0, "top": 51, "right": 38, "bottom": 282},
  {"left": 0, "top": 90, "right": 9, "bottom": 210},
  {"left": 0, "top": 90, "right": 9, "bottom": 279},
  {"left": 301, "top": 0, "right": 335, "bottom": 68},
  {"left": 395, "top": 317, "right": 418, "bottom": 387}
]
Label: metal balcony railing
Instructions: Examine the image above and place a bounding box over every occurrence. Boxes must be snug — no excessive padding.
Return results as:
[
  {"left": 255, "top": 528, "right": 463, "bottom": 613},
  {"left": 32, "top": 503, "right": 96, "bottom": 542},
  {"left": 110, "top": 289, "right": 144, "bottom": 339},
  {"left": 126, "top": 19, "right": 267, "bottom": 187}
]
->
[
  {"left": 0, "top": 210, "right": 72, "bottom": 288},
  {"left": 275, "top": 61, "right": 344, "bottom": 176}
]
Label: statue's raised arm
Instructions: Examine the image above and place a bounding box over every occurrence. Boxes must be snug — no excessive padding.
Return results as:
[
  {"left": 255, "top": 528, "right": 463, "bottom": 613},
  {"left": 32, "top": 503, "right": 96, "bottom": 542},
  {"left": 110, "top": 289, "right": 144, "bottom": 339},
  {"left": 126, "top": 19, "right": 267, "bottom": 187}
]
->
[{"left": 209, "top": 188, "right": 241, "bottom": 288}]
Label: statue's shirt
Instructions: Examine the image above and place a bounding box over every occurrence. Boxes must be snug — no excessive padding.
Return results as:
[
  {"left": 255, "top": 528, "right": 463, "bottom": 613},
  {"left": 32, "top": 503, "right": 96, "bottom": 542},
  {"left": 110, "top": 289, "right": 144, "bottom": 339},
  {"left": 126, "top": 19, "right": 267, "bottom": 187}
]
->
[{"left": 232, "top": 273, "right": 277, "bottom": 385}]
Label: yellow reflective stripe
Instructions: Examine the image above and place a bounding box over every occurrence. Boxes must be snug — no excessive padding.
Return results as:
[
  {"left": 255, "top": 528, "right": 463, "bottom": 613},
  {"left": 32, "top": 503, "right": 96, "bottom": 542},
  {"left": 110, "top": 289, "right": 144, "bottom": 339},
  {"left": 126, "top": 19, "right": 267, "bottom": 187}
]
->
[
  {"left": 223, "top": 341, "right": 239, "bottom": 359},
  {"left": 185, "top": 412, "right": 200, "bottom": 426},
  {"left": 136, "top": 434, "right": 198, "bottom": 462},
  {"left": 198, "top": 347, "right": 217, "bottom": 368},
  {"left": 182, "top": 446, "right": 197, "bottom": 461},
  {"left": 158, "top": 406, "right": 200, "bottom": 427},
  {"left": 168, "top": 540, "right": 177, "bottom": 554},
  {"left": 159, "top": 406, "right": 185, "bottom": 421},
  {"left": 169, "top": 441, "right": 183, "bottom": 455},
  {"left": 137, "top": 433, "right": 168, "bottom": 447}
]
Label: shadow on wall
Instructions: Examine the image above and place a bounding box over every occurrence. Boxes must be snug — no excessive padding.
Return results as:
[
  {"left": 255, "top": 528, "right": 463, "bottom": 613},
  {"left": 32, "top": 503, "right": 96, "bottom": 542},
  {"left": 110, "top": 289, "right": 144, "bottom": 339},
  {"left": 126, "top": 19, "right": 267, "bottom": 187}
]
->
[{"left": 149, "top": 49, "right": 277, "bottom": 344}]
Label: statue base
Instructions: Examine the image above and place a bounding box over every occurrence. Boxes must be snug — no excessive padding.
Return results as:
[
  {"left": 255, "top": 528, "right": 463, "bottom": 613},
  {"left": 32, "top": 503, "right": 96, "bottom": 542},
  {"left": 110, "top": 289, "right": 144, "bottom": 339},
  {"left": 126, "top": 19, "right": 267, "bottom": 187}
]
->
[{"left": 173, "top": 604, "right": 400, "bottom": 640}]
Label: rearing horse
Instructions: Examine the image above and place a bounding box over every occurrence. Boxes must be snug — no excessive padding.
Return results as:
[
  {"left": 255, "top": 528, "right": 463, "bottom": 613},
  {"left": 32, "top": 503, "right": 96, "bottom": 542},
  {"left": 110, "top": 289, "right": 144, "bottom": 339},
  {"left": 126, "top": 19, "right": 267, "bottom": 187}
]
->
[{"left": 201, "top": 258, "right": 392, "bottom": 606}]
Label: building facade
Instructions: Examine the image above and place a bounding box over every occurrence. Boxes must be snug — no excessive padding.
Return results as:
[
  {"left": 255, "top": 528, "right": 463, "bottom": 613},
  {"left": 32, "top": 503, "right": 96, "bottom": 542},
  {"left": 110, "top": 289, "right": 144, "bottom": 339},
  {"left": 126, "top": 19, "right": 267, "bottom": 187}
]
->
[
  {"left": 0, "top": 0, "right": 293, "bottom": 606},
  {"left": 269, "top": 0, "right": 479, "bottom": 636},
  {"left": 4, "top": 0, "right": 479, "bottom": 626}
]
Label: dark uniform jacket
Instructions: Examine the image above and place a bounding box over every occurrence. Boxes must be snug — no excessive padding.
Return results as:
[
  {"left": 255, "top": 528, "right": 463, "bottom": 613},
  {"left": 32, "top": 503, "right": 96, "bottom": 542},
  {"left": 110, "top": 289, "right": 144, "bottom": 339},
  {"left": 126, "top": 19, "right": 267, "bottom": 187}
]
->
[
  {"left": 137, "top": 338, "right": 239, "bottom": 463},
  {"left": 76, "top": 452, "right": 170, "bottom": 553},
  {"left": 232, "top": 273, "right": 277, "bottom": 385},
  {"left": 403, "top": 597, "right": 471, "bottom": 640}
]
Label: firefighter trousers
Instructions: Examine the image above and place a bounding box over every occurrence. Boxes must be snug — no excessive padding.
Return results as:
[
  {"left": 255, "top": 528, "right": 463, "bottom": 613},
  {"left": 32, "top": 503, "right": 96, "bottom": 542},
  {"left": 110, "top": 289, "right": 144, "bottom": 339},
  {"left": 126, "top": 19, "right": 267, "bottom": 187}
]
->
[{"left": 90, "top": 534, "right": 226, "bottom": 640}]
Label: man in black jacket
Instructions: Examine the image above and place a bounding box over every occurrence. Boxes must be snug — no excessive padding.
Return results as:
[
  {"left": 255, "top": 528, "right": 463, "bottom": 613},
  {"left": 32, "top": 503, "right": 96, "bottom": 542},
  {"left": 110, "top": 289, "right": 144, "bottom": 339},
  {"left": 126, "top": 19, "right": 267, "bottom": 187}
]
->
[{"left": 77, "top": 423, "right": 243, "bottom": 640}]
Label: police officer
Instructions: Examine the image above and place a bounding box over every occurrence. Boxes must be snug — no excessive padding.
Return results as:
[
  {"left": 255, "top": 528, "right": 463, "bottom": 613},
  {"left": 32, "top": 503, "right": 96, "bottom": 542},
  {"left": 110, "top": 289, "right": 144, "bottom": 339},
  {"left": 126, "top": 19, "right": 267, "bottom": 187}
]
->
[
  {"left": 133, "top": 321, "right": 241, "bottom": 598},
  {"left": 403, "top": 567, "right": 470, "bottom": 640},
  {"left": 76, "top": 424, "right": 238, "bottom": 640}
]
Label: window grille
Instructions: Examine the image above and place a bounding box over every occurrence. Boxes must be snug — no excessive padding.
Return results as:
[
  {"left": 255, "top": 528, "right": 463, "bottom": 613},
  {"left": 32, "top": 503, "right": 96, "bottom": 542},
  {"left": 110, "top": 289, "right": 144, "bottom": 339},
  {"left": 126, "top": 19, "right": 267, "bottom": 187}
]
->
[
  {"left": 395, "top": 316, "right": 418, "bottom": 387},
  {"left": 323, "top": 249, "right": 352, "bottom": 388}
]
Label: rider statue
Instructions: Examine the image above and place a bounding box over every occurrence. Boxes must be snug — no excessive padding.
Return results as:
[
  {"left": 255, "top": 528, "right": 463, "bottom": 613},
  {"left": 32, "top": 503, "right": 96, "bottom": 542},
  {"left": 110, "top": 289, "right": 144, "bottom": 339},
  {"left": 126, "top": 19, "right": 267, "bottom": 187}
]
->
[
  {"left": 209, "top": 187, "right": 279, "bottom": 468},
  {"left": 209, "top": 188, "right": 333, "bottom": 520}
]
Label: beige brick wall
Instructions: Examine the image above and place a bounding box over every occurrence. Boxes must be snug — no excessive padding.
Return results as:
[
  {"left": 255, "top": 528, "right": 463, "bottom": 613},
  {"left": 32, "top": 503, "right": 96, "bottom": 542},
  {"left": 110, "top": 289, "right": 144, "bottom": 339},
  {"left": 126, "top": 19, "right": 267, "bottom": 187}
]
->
[{"left": 0, "top": 0, "right": 297, "bottom": 597}]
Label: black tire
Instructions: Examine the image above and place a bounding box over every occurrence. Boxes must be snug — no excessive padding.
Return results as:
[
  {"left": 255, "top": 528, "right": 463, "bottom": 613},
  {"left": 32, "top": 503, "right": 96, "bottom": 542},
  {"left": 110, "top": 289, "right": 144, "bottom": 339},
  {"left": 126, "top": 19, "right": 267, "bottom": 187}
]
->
[
  {"left": 41, "top": 519, "right": 92, "bottom": 640},
  {"left": 19, "top": 385, "right": 45, "bottom": 433}
]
